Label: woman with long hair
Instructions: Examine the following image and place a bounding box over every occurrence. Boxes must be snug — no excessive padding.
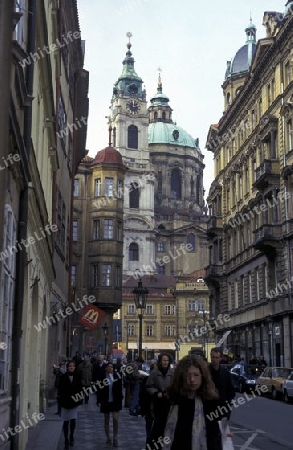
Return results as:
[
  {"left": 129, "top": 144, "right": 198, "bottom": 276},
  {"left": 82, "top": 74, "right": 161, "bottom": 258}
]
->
[
  {"left": 58, "top": 360, "right": 82, "bottom": 449},
  {"left": 164, "top": 355, "right": 222, "bottom": 450},
  {"left": 99, "top": 362, "right": 123, "bottom": 447}
]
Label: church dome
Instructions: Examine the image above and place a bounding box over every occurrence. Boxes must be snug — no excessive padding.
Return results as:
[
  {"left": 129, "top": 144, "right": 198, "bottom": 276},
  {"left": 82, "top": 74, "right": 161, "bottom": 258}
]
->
[
  {"left": 91, "top": 146, "right": 123, "bottom": 165},
  {"left": 225, "top": 20, "right": 257, "bottom": 80},
  {"left": 148, "top": 122, "right": 200, "bottom": 150}
]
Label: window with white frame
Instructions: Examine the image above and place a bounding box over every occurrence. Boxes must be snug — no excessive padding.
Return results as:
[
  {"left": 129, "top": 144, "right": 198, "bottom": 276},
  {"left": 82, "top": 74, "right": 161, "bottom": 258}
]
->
[
  {"left": 146, "top": 305, "right": 153, "bottom": 315},
  {"left": 128, "top": 324, "right": 135, "bottom": 336},
  {"left": 0, "top": 205, "right": 16, "bottom": 392},
  {"left": 234, "top": 280, "right": 239, "bottom": 309},
  {"left": 102, "top": 264, "right": 112, "bottom": 286},
  {"left": 248, "top": 272, "right": 253, "bottom": 303},
  {"left": 93, "top": 219, "right": 100, "bottom": 240},
  {"left": 256, "top": 268, "right": 260, "bottom": 301},
  {"left": 146, "top": 325, "right": 153, "bottom": 336},
  {"left": 95, "top": 178, "right": 101, "bottom": 197},
  {"left": 157, "top": 243, "right": 164, "bottom": 252},
  {"left": 164, "top": 305, "right": 176, "bottom": 315},
  {"left": 165, "top": 325, "right": 176, "bottom": 336},
  {"left": 188, "top": 300, "right": 197, "bottom": 311},
  {"left": 128, "top": 304, "right": 135, "bottom": 314},
  {"left": 105, "top": 178, "right": 114, "bottom": 196},
  {"left": 73, "top": 179, "right": 79, "bottom": 197}
]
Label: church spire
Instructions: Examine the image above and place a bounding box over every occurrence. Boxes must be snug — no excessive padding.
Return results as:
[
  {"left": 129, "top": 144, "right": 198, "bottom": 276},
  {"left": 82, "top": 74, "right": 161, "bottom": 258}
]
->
[{"left": 245, "top": 16, "right": 256, "bottom": 43}]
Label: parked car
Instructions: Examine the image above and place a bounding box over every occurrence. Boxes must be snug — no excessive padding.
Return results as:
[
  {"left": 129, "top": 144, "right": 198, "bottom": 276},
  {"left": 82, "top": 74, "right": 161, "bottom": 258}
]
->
[
  {"left": 282, "top": 371, "right": 293, "bottom": 403},
  {"left": 230, "top": 364, "right": 263, "bottom": 393},
  {"left": 257, "top": 367, "right": 293, "bottom": 399}
]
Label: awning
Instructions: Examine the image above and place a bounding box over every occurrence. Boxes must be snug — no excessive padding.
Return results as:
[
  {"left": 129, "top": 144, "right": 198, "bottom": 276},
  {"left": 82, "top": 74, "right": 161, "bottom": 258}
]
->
[{"left": 128, "top": 342, "right": 176, "bottom": 350}]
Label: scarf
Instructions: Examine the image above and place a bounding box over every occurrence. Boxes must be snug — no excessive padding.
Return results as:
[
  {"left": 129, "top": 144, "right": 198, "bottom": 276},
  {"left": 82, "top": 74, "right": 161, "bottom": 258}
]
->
[{"left": 164, "top": 396, "right": 207, "bottom": 450}]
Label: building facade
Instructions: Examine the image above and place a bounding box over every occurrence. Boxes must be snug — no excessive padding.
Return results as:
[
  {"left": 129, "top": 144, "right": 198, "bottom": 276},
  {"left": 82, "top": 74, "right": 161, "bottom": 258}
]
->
[{"left": 206, "top": 2, "right": 293, "bottom": 366}]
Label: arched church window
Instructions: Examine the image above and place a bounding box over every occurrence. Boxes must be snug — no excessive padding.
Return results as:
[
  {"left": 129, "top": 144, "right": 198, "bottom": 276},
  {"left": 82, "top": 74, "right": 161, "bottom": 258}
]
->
[
  {"left": 227, "top": 92, "right": 231, "bottom": 106},
  {"left": 170, "top": 168, "right": 181, "bottom": 199},
  {"left": 154, "top": 112, "right": 158, "bottom": 120},
  {"left": 187, "top": 233, "right": 195, "bottom": 252},
  {"left": 128, "top": 125, "right": 138, "bottom": 149},
  {"left": 129, "top": 181, "right": 139, "bottom": 208},
  {"left": 162, "top": 112, "right": 166, "bottom": 122},
  {"left": 129, "top": 242, "right": 139, "bottom": 261}
]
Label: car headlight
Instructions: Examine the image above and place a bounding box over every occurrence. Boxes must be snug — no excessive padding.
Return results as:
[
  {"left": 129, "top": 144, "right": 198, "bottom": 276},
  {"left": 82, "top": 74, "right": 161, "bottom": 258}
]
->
[{"left": 246, "top": 380, "right": 256, "bottom": 384}]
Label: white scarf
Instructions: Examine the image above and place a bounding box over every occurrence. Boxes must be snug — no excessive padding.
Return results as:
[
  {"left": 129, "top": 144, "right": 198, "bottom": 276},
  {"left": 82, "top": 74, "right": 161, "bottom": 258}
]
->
[{"left": 164, "top": 396, "right": 207, "bottom": 450}]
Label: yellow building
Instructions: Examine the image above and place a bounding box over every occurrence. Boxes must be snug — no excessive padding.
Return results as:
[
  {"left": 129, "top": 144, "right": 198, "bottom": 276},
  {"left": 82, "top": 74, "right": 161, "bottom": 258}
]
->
[{"left": 206, "top": 3, "right": 293, "bottom": 366}]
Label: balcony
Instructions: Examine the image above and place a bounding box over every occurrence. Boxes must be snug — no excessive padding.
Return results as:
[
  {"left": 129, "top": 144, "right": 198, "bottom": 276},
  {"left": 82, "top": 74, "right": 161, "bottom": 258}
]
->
[
  {"left": 253, "top": 159, "right": 280, "bottom": 190},
  {"left": 207, "top": 216, "right": 223, "bottom": 237},
  {"left": 253, "top": 224, "right": 283, "bottom": 256},
  {"left": 204, "top": 264, "right": 223, "bottom": 285}
]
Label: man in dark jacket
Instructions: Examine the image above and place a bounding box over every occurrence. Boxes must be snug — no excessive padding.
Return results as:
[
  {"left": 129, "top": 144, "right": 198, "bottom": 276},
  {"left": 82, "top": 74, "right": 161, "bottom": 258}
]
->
[
  {"left": 92, "top": 355, "right": 106, "bottom": 406},
  {"left": 209, "top": 347, "right": 235, "bottom": 420}
]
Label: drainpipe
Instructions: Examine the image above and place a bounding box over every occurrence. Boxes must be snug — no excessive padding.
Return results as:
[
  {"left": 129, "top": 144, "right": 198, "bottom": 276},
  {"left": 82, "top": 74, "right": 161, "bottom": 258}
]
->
[
  {"left": 10, "top": 1, "right": 36, "bottom": 448},
  {"left": 0, "top": 1, "right": 14, "bottom": 263}
]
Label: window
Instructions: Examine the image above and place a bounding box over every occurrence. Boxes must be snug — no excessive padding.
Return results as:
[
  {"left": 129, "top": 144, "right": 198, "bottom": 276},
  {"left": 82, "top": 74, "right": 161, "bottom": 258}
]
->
[
  {"left": 234, "top": 280, "right": 238, "bottom": 309},
  {"left": 72, "top": 220, "right": 78, "bottom": 241},
  {"left": 105, "top": 178, "right": 114, "bottom": 197},
  {"left": 129, "top": 242, "right": 139, "bottom": 261},
  {"left": 71, "top": 266, "right": 76, "bottom": 287},
  {"left": 128, "top": 304, "right": 135, "bottom": 314},
  {"left": 57, "top": 96, "right": 67, "bottom": 146},
  {"left": 104, "top": 219, "right": 113, "bottom": 239},
  {"left": 157, "top": 264, "right": 165, "bottom": 274},
  {"left": 165, "top": 325, "right": 176, "bottom": 336},
  {"left": 0, "top": 206, "right": 16, "bottom": 392},
  {"left": 128, "top": 125, "right": 138, "bottom": 149},
  {"left": 146, "top": 325, "right": 153, "bottom": 336},
  {"left": 117, "top": 221, "right": 123, "bottom": 241},
  {"left": 102, "top": 264, "right": 112, "bottom": 286},
  {"left": 162, "top": 112, "right": 166, "bottom": 121},
  {"left": 146, "top": 305, "right": 153, "bottom": 315},
  {"left": 226, "top": 92, "right": 231, "bottom": 105},
  {"left": 128, "top": 324, "right": 135, "bottom": 336},
  {"left": 118, "top": 180, "right": 123, "bottom": 198},
  {"left": 93, "top": 220, "right": 100, "bottom": 240},
  {"left": 73, "top": 179, "right": 79, "bottom": 197},
  {"left": 116, "top": 266, "right": 121, "bottom": 287},
  {"left": 187, "top": 233, "right": 195, "bottom": 251},
  {"left": 287, "top": 119, "right": 293, "bottom": 151},
  {"left": 256, "top": 268, "right": 260, "bottom": 301},
  {"left": 164, "top": 305, "right": 176, "bottom": 315},
  {"left": 95, "top": 179, "right": 101, "bottom": 197},
  {"left": 285, "top": 61, "right": 291, "bottom": 87},
  {"left": 248, "top": 272, "right": 253, "bottom": 303},
  {"left": 92, "top": 264, "right": 99, "bottom": 287},
  {"left": 129, "top": 182, "right": 139, "bottom": 208},
  {"left": 170, "top": 169, "right": 181, "bottom": 199},
  {"left": 157, "top": 243, "right": 164, "bottom": 252},
  {"left": 188, "top": 300, "right": 197, "bottom": 311},
  {"left": 113, "top": 127, "right": 116, "bottom": 147}
]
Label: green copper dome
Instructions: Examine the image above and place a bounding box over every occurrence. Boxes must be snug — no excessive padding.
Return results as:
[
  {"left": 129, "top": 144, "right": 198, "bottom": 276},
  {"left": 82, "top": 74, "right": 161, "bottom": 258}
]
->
[{"left": 148, "top": 122, "right": 200, "bottom": 150}]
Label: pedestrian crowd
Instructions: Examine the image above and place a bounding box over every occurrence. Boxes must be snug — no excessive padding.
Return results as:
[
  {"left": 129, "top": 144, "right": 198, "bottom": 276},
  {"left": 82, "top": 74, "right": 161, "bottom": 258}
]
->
[{"left": 53, "top": 348, "right": 236, "bottom": 450}]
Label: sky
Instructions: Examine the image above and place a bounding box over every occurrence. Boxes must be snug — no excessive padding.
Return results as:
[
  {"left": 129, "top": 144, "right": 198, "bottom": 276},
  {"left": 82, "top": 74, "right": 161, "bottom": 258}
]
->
[{"left": 77, "top": 0, "right": 286, "bottom": 195}]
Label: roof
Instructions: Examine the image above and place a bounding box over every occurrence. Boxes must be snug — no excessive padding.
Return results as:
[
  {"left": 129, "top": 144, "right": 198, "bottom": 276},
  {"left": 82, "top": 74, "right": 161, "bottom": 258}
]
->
[
  {"left": 148, "top": 122, "right": 200, "bottom": 150},
  {"left": 91, "top": 146, "right": 123, "bottom": 165},
  {"left": 123, "top": 275, "right": 176, "bottom": 296}
]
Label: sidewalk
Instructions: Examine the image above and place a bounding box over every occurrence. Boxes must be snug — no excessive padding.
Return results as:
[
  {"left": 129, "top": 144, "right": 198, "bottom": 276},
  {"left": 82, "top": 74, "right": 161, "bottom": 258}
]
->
[{"left": 26, "top": 394, "right": 147, "bottom": 450}]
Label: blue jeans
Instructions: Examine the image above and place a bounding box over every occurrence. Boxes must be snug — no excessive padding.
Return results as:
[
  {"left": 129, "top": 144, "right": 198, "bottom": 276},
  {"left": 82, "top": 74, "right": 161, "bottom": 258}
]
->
[{"left": 129, "top": 382, "right": 140, "bottom": 414}]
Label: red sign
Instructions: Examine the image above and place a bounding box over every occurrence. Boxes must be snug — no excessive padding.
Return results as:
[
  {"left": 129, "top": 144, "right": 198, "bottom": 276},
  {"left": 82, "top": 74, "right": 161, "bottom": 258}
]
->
[{"left": 78, "top": 305, "right": 105, "bottom": 330}]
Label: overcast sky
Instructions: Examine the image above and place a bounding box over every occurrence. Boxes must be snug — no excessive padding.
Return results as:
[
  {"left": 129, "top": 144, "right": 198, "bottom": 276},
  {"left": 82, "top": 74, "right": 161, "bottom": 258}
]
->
[{"left": 77, "top": 0, "right": 286, "bottom": 195}]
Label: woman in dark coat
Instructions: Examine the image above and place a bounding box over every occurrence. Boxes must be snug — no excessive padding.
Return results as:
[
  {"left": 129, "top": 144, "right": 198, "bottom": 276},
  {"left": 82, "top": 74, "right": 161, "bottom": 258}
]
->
[
  {"left": 58, "top": 361, "right": 82, "bottom": 449},
  {"left": 99, "top": 362, "right": 123, "bottom": 447},
  {"left": 164, "top": 355, "right": 223, "bottom": 450}
]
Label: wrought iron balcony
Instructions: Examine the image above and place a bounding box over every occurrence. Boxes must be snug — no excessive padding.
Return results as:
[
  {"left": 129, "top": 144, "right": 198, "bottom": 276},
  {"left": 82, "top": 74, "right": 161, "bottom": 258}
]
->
[
  {"left": 253, "top": 224, "right": 283, "bottom": 256},
  {"left": 253, "top": 159, "right": 280, "bottom": 190}
]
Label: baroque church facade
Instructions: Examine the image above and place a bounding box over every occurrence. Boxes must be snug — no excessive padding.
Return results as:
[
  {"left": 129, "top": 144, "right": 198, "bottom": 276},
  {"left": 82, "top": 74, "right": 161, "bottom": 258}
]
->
[{"left": 108, "top": 37, "right": 209, "bottom": 281}]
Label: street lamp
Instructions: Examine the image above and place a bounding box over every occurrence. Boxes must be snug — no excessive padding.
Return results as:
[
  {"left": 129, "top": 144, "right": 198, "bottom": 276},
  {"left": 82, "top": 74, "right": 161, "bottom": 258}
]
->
[
  {"left": 102, "top": 322, "right": 109, "bottom": 356},
  {"left": 199, "top": 307, "right": 209, "bottom": 358},
  {"left": 132, "top": 278, "right": 148, "bottom": 358}
]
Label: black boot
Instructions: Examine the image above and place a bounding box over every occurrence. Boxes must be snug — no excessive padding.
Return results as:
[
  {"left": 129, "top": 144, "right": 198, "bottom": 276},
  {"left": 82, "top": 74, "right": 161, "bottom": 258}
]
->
[
  {"left": 63, "top": 421, "right": 69, "bottom": 449},
  {"left": 69, "top": 419, "right": 76, "bottom": 446}
]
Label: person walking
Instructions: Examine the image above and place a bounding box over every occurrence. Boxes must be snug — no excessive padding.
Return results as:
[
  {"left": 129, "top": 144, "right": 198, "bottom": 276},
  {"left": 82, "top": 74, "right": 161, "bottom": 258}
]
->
[
  {"left": 126, "top": 356, "right": 145, "bottom": 415},
  {"left": 92, "top": 355, "right": 106, "bottom": 406},
  {"left": 76, "top": 355, "right": 92, "bottom": 404},
  {"left": 163, "top": 355, "right": 222, "bottom": 450},
  {"left": 146, "top": 353, "right": 174, "bottom": 444},
  {"left": 53, "top": 356, "right": 67, "bottom": 415},
  {"left": 58, "top": 360, "right": 82, "bottom": 449},
  {"left": 99, "top": 362, "right": 123, "bottom": 447},
  {"left": 209, "top": 347, "right": 235, "bottom": 420}
]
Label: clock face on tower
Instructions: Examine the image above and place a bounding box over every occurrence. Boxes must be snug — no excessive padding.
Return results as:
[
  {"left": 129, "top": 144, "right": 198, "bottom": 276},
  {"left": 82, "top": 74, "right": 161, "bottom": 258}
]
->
[{"left": 126, "top": 99, "right": 140, "bottom": 114}]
